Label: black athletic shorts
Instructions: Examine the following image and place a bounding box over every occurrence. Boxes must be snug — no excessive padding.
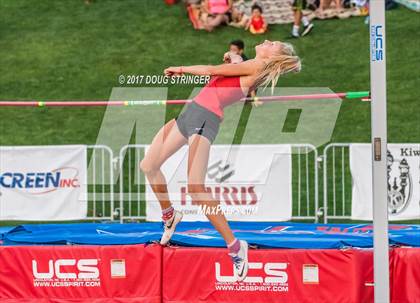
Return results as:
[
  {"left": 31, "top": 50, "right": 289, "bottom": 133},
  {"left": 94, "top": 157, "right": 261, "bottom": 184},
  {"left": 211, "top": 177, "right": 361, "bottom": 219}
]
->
[{"left": 175, "top": 101, "right": 221, "bottom": 144}]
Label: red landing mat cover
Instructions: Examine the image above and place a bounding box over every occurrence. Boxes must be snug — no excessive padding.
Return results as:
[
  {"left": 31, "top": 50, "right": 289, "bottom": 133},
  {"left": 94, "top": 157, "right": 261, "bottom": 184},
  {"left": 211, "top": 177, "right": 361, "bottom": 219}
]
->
[
  {"left": 391, "top": 248, "right": 420, "bottom": 303},
  {"left": 163, "top": 247, "right": 375, "bottom": 303},
  {"left": 1, "top": 245, "right": 419, "bottom": 302},
  {"left": 0, "top": 244, "right": 162, "bottom": 303}
]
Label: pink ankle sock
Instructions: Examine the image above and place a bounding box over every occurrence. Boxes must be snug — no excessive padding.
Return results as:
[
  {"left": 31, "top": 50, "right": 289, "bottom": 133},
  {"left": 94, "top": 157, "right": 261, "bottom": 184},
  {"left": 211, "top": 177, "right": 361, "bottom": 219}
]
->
[
  {"left": 162, "top": 206, "right": 174, "bottom": 221},
  {"left": 228, "top": 239, "right": 240, "bottom": 254}
]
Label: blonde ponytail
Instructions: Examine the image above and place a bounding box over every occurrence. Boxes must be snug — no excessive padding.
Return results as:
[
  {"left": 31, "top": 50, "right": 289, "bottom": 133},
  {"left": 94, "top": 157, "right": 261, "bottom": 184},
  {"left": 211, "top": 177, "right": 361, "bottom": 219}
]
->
[{"left": 255, "top": 43, "right": 301, "bottom": 93}]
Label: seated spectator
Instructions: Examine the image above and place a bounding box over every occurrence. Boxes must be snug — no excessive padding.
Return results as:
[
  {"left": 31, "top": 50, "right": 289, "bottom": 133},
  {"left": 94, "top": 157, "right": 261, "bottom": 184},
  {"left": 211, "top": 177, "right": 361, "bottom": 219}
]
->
[
  {"left": 227, "top": 39, "right": 248, "bottom": 61},
  {"left": 245, "top": 4, "right": 267, "bottom": 34},
  {"left": 291, "top": 0, "right": 314, "bottom": 38},
  {"left": 319, "top": 0, "right": 342, "bottom": 11},
  {"left": 186, "top": 1, "right": 205, "bottom": 29},
  {"left": 314, "top": 0, "right": 344, "bottom": 19},
  {"left": 201, "top": 0, "right": 233, "bottom": 32},
  {"left": 228, "top": 0, "right": 250, "bottom": 29}
]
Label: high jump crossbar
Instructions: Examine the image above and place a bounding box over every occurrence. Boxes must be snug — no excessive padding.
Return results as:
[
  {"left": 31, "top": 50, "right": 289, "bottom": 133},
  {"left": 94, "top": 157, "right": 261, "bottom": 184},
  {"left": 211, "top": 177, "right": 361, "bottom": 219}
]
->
[{"left": 0, "top": 91, "right": 369, "bottom": 107}]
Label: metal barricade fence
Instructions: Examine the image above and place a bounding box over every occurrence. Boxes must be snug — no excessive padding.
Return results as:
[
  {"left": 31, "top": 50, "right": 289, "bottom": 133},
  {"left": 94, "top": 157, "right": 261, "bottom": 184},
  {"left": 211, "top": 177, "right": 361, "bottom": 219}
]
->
[
  {"left": 291, "top": 144, "right": 320, "bottom": 222},
  {"left": 87, "top": 145, "right": 115, "bottom": 221},
  {"left": 322, "top": 143, "right": 352, "bottom": 223},
  {"left": 118, "top": 144, "right": 147, "bottom": 222},
  {"left": 118, "top": 144, "right": 320, "bottom": 222}
]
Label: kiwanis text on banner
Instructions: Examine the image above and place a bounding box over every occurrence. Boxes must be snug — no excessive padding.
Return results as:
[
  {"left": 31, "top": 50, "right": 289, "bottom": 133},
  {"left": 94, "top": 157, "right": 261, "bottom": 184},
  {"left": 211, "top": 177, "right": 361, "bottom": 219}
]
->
[
  {"left": 350, "top": 143, "right": 420, "bottom": 221},
  {"left": 0, "top": 145, "right": 87, "bottom": 220},
  {"left": 146, "top": 145, "right": 292, "bottom": 221}
]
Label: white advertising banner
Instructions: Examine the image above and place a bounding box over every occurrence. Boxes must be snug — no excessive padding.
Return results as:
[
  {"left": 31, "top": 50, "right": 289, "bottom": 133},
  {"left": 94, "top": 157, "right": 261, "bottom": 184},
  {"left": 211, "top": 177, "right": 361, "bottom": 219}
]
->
[
  {"left": 0, "top": 145, "right": 88, "bottom": 220},
  {"left": 350, "top": 143, "right": 420, "bottom": 221},
  {"left": 146, "top": 145, "right": 292, "bottom": 221}
]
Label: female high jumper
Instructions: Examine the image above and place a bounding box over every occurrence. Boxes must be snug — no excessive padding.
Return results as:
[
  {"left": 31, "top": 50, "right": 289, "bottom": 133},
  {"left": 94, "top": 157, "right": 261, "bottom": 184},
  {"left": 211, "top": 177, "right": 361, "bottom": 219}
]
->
[{"left": 140, "top": 40, "right": 301, "bottom": 281}]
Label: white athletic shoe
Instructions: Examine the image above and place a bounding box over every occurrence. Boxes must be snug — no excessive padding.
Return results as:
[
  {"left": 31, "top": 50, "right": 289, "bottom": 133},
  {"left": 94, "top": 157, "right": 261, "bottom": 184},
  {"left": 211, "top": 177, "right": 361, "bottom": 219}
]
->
[
  {"left": 229, "top": 240, "right": 249, "bottom": 282},
  {"left": 302, "top": 23, "right": 314, "bottom": 36},
  {"left": 160, "top": 210, "right": 183, "bottom": 245}
]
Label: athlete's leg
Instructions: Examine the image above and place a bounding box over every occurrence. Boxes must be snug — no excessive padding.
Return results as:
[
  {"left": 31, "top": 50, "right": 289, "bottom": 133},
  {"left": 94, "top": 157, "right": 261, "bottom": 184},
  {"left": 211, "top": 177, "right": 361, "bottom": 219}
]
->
[
  {"left": 140, "top": 119, "right": 187, "bottom": 210},
  {"left": 186, "top": 134, "right": 235, "bottom": 244},
  {"left": 187, "top": 134, "right": 248, "bottom": 281}
]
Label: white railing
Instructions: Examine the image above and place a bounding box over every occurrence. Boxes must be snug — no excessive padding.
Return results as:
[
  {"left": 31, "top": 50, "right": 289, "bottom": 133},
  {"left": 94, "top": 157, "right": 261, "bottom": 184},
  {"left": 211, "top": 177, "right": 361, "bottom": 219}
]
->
[
  {"left": 86, "top": 145, "right": 115, "bottom": 221},
  {"left": 322, "top": 143, "right": 352, "bottom": 223}
]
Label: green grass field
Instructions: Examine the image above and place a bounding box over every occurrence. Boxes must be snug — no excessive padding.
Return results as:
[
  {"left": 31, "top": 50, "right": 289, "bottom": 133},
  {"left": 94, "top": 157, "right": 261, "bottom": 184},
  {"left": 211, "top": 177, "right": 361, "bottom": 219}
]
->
[{"left": 0, "top": 1, "right": 419, "bottom": 224}]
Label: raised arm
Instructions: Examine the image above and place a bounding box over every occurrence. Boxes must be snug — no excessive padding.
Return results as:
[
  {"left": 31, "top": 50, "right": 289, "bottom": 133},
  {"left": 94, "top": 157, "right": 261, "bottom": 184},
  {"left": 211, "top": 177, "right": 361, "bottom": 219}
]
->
[{"left": 164, "top": 59, "right": 263, "bottom": 77}]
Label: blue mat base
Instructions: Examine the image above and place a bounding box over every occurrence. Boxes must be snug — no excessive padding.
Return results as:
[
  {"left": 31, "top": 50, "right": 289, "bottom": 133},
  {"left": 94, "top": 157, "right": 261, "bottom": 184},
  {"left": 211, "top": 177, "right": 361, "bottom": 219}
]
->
[{"left": 1, "top": 222, "right": 419, "bottom": 249}]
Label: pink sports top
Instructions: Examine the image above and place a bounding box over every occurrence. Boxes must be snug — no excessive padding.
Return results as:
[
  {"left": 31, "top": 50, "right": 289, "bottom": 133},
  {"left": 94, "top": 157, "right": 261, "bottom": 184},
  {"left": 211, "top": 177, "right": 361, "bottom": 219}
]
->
[{"left": 194, "top": 76, "right": 246, "bottom": 119}]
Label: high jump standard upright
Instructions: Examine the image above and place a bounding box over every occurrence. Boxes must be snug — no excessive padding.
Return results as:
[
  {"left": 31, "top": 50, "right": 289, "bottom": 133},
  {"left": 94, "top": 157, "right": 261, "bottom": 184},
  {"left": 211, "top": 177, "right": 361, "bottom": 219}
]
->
[{"left": 370, "top": 1, "right": 390, "bottom": 302}]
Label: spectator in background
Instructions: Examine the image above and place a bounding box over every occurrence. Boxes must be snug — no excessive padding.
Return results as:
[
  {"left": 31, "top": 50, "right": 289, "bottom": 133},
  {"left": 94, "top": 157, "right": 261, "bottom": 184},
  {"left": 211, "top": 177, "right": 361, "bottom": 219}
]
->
[
  {"left": 291, "top": 0, "right": 314, "bottom": 38},
  {"left": 314, "top": 0, "right": 343, "bottom": 19},
  {"left": 319, "top": 0, "right": 342, "bottom": 11},
  {"left": 228, "top": 40, "right": 248, "bottom": 61},
  {"left": 186, "top": 0, "right": 207, "bottom": 30},
  {"left": 246, "top": 4, "right": 267, "bottom": 34},
  {"left": 202, "top": 0, "right": 233, "bottom": 32},
  {"left": 228, "top": 1, "right": 250, "bottom": 29}
]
